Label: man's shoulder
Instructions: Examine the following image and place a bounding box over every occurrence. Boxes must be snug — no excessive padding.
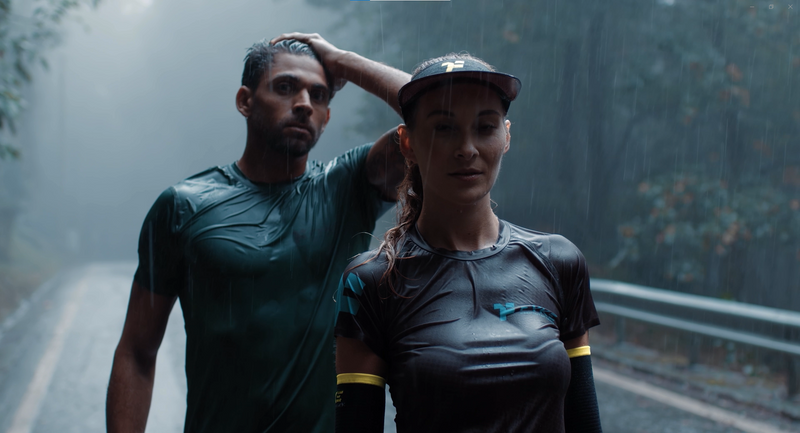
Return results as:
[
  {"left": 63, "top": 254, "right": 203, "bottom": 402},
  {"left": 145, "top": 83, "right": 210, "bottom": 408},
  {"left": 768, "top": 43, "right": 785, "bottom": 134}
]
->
[
  {"left": 308, "top": 143, "right": 373, "bottom": 180},
  {"left": 170, "top": 164, "right": 238, "bottom": 198},
  {"left": 149, "top": 164, "right": 241, "bottom": 222}
]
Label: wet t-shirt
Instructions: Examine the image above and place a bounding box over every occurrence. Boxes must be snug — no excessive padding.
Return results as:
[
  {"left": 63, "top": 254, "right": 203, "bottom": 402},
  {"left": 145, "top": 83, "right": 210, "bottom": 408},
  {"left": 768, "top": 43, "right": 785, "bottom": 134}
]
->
[
  {"left": 134, "top": 144, "right": 391, "bottom": 433},
  {"left": 334, "top": 220, "right": 600, "bottom": 433}
]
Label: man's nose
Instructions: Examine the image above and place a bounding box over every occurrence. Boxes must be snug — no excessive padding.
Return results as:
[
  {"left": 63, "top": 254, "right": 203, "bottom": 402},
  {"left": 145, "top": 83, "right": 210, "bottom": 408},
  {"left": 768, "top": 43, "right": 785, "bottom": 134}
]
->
[{"left": 292, "top": 90, "right": 313, "bottom": 117}]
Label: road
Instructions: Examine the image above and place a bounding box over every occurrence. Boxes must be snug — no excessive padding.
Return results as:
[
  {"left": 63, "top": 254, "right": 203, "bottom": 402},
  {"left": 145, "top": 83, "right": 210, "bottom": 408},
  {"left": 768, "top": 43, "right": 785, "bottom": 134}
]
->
[{"left": 0, "top": 263, "right": 795, "bottom": 433}]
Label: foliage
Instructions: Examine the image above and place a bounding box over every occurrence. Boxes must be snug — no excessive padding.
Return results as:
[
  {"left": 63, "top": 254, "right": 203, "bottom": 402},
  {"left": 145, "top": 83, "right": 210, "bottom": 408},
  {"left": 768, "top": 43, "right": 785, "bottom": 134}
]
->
[
  {"left": 613, "top": 172, "right": 800, "bottom": 284},
  {"left": 306, "top": 0, "right": 800, "bottom": 305},
  {"left": 0, "top": 0, "right": 99, "bottom": 159}
]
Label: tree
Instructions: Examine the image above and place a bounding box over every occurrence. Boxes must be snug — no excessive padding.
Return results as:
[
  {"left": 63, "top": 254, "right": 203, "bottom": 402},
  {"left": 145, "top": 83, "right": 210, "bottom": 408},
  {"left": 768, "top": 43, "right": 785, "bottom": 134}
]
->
[
  {"left": 0, "top": 0, "right": 99, "bottom": 259},
  {"left": 0, "top": 0, "right": 100, "bottom": 160},
  {"left": 306, "top": 0, "right": 800, "bottom": 308}
]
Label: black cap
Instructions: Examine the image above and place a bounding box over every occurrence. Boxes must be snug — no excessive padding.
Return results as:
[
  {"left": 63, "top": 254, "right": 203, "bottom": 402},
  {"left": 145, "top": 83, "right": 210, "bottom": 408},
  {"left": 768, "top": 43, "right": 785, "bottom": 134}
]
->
[{"left": 398, "top": 57, "right": 522, "bottom": 117}]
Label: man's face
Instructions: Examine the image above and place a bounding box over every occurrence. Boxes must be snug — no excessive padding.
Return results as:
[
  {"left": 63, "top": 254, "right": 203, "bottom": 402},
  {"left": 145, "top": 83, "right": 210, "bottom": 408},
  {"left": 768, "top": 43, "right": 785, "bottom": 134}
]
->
[{"left": 248, "top": 53, "right": 331, "bottom": 157}]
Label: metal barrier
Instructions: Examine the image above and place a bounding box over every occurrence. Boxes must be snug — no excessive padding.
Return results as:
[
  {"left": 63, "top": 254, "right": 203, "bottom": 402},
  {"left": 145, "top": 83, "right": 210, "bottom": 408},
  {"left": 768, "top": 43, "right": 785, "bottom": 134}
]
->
[{"left": 590, "top": 279, "right": 800, "bottom": 398}]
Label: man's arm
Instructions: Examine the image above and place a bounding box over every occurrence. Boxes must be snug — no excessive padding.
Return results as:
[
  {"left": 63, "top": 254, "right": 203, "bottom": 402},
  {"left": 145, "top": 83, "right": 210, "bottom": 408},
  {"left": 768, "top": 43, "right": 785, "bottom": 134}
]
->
[
  {"left": 270, "top": 33, "right": 410, "bottom": 200},
  {"left": 365, "top": 127, "right": 404, "bottom": 201},
  {"left": 107, "top": 281, "right": 176, "bottom": 433},
  {"left": 270, "top": 33, "right": 411, "bottom": 116}
]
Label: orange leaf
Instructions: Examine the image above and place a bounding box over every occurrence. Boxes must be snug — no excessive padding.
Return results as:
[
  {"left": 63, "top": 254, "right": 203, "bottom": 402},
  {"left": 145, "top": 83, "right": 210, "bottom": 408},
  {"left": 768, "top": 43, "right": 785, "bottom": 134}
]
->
[{"left": 726, "top": 64, "right": 743, "bottom": 82}]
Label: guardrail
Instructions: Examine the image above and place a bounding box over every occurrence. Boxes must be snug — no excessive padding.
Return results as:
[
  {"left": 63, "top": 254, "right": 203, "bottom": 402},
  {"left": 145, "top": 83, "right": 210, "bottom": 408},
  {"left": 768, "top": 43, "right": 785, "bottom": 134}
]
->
[{"left": 590, "top": 279, "right": 800, "bottom": 398}]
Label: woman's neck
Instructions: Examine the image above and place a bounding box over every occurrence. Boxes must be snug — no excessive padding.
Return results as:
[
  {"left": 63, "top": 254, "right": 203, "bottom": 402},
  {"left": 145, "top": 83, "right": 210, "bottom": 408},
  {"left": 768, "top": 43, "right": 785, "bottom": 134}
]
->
[{"left": 415, "top": 198, "right": 499, "bottom": 252}]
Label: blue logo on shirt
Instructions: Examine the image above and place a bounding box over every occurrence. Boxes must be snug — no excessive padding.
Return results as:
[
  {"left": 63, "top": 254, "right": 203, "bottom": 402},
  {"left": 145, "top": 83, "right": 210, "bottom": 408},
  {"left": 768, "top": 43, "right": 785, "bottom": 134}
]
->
[
  {"left": 493, "top": 303, "right": 557, "bottom": 324},
  {"left": 335, "top": 273, "right": 367, "bottom": 318}
]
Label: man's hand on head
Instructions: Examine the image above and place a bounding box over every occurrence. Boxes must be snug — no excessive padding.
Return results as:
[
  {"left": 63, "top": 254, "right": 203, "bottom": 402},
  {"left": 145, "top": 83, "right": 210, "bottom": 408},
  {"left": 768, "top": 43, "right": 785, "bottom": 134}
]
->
[
  {"left": 270, "top": 33, "right": 348, "bottom": 90},
  {"left": 271, "top": 32, "right": 410, "bottom": 117}
]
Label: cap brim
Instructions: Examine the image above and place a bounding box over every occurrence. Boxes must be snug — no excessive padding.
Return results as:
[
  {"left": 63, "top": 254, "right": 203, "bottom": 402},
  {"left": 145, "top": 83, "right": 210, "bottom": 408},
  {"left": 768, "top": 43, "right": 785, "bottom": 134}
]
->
[{"left": 398, "top": 70, "right": 522, "bottom": 109}]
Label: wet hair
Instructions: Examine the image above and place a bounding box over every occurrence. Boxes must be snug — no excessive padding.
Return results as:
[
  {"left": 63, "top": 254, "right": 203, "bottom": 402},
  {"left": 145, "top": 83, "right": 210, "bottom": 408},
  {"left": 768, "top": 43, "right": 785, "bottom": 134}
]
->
[
  {"left": 362, "top": 53, "right": 508, "bottom": 296},
  {"left": 241, "top": 38, "right": 336, "bottom": 99}
]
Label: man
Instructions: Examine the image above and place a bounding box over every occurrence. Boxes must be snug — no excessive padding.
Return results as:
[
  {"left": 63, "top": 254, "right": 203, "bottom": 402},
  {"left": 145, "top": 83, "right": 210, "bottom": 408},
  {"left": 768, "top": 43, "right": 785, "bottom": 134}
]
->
[{"left": 106, "top": 33, "right": 409, "bottom": 432}]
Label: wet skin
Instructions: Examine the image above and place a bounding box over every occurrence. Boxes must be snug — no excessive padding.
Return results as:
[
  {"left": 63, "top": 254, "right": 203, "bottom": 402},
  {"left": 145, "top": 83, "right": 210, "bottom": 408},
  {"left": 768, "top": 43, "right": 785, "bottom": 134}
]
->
[
  {"left": 398, "top": 82, "right": 511, "bottom": 211},
  {"left": 238, "top": 52, "right": 332, "bottom": 159}
]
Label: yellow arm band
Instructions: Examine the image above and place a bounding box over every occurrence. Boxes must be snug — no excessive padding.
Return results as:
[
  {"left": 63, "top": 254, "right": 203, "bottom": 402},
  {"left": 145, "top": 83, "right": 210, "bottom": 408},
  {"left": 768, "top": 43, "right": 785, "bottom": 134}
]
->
[
  {"left": 566, "top": 345, "right": 591, "bottom": 358},
  {"left": 336, "top": 373, "right": 386, "bottom": 388}
]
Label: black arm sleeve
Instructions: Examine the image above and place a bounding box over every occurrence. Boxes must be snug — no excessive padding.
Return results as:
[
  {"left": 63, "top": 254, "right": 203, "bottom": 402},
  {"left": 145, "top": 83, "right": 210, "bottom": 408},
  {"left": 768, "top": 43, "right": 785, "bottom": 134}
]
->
[
  {"left": 335, "top": 382, "right": 385, "bottom": 433},
  {"left": 564, "top": 355, "right": 603, "bottom": 433}
]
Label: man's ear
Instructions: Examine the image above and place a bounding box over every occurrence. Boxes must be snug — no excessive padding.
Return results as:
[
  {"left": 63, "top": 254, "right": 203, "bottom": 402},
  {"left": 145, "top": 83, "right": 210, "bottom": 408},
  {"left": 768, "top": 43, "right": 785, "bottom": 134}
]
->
[
  {"left": 397, "top": 124, "right": 417, "bottom": 164},
  {"left": 236, "top": 86, "right": 253, "bottom": 118},
  {"left": 503, "top": 119, "right": 511, "bottom": 154}
]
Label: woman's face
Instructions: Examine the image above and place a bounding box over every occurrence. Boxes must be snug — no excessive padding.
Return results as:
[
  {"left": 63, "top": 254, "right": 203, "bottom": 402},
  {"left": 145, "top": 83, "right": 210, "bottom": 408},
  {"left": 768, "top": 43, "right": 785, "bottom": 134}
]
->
[{"left": 398, "top": 82, "right": 511, "bottom": 209}]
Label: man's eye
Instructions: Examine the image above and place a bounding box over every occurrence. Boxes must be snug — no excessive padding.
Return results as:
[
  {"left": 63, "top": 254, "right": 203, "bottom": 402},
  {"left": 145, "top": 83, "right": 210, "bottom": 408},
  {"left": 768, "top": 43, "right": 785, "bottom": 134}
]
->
[
  {"left": 311, "top": 90, "right": 328, "bottom": 102},
  {"left": 479, "top": 124, "right": 497, "bottom": 132},
  {"left": 276, "top": 82, "right": 293, "bottom": 93}
]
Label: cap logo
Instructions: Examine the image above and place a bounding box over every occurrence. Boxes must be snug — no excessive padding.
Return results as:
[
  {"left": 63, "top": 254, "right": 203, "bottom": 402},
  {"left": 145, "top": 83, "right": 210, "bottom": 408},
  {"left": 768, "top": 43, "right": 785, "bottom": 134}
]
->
[{"left": 441, "top": 60, "right": 465, "bottom": 72}]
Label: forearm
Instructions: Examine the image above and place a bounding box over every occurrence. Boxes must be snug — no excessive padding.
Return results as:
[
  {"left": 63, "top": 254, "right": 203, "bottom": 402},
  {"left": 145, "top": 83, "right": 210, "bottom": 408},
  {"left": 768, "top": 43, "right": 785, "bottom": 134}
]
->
[
  {"left": 331, "top": 51, "right": 410, "bottom": 117},
  {"left": 564, "top": 347, "right": 602, "bottom": 433},
  {"left": 366, "top": 128, "right": 404, "bottom": 201},
  {"left": 106, "top": 348, "right": 157, "bottom": 433}
]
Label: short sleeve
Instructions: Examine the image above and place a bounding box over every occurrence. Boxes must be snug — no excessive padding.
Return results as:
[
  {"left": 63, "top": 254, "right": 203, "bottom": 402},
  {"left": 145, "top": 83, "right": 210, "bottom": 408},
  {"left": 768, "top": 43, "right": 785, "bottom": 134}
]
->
[
  {"left": 324, "top": 143, "right": 394, "bottom": 224},
  {"left": 549, "top": 236, "right": 600, "bottom": 342},
  {"left": 133, "top": 187, "right": 183, "bottom": 296},
  {"left": 334, "top": 257, "right": 387, "bottom": 360}
]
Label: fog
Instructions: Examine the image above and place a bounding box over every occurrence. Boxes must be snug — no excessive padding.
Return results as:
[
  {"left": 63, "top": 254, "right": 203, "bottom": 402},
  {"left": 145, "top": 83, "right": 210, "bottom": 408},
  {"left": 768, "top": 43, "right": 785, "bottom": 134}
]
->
[
  {"left": 2, "top": 0, "right": 800, "bottom": 431},
  {"left": 15, "top": 0, "right": 388, "bottom": 261}
]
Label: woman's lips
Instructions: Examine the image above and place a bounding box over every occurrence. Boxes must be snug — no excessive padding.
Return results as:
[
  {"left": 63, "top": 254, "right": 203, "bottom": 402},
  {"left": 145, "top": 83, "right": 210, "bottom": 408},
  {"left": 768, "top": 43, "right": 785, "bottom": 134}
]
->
[{"left": 449, "top": 172, "right": 483, "bottom": 180}]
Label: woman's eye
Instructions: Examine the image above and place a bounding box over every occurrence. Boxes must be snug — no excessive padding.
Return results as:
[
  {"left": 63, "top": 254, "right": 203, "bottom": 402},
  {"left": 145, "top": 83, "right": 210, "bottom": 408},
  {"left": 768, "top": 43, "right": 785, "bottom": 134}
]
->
[{"left": 434, "top": 124, "right": 454, "bottom": 132}]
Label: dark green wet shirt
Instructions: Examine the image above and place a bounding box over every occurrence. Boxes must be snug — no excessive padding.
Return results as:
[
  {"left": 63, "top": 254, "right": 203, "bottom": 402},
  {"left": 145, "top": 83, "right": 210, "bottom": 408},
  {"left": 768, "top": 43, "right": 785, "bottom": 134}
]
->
[{"left": 134, "top": 144, "right": 391, "bottom": 433}]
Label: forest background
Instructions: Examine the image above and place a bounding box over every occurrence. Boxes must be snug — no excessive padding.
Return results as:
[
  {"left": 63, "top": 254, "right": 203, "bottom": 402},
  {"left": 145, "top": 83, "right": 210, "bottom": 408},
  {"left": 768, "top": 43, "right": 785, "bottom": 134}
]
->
[{"left": 1, "top": 0, "right": 799, "bottom": 320}]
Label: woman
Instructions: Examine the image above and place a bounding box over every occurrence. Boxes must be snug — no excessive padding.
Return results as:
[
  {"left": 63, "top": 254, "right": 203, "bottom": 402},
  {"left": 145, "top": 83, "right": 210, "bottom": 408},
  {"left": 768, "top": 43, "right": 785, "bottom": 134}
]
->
[{"left": 333, "top": 54, "right": 602, "bottom": 433}]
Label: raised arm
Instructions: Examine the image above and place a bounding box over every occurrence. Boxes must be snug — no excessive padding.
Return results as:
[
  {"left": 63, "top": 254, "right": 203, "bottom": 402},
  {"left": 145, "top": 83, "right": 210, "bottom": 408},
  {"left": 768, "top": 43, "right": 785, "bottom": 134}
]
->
[
  {"left": 106, "top": 281, "right": 176, "bottom": 433},
  {"left": 365, "top": 127, "right": 405, "bottom": 201},
  {"left": 270, "top": 33, "right": 410, "bottom": 201},
  {"left": 269, "top": 33, "right": 410, "bottom": 117},
  {"left": 335, "top": 336, "right": 388, "bottom": 433}
]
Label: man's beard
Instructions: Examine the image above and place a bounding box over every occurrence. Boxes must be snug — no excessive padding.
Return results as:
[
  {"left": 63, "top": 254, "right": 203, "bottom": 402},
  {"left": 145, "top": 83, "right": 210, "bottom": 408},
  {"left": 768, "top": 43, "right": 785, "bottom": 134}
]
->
[{"left": 251, "top": 116, "right": 319, "bottom": 158}]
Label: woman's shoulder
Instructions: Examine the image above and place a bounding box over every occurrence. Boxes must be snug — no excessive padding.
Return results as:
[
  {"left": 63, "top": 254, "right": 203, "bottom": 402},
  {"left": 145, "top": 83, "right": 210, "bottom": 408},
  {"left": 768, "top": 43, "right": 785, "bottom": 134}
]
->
[
  {"left": 503, "top": 220, "right": 586, "bottom": 267},
  {"left": 343, "top": 248, "right": 391, "bottom": 282}
]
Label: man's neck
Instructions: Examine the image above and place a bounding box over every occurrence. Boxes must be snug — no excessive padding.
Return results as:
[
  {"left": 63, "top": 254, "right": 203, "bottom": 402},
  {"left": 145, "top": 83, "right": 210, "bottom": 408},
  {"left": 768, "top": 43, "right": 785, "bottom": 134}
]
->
[{"left": 237, "top": 140, "right": 308, "bottom": 184}]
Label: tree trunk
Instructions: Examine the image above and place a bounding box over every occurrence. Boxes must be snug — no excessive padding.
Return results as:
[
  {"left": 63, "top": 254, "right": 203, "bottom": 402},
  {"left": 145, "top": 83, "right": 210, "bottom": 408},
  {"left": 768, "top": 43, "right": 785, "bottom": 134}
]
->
[{"left": 586, "top": 10, "right": 610, "bottom": 252}]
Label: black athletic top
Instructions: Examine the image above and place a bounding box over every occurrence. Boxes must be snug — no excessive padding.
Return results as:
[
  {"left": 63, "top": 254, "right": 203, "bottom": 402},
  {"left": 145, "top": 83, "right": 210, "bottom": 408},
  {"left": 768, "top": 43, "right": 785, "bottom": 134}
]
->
[
  {"left": 334, "top": 219, "right": 600, "bottom": 433},
  {"left": 134, "top": 144, "right": 391, "bottom": 433}
]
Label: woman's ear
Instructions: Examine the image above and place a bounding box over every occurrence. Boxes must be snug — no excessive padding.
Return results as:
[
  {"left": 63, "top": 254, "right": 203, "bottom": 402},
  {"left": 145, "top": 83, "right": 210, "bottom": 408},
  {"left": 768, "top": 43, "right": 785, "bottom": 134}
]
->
[
  {"left": 397, "top": 124, "right": 417, "bottom": 164},
  {"left": 503, "top": 119, "right": 511, "bottom": 154},
  {"left": 236, "top": 86, "right": 253, "bottom": 118}
]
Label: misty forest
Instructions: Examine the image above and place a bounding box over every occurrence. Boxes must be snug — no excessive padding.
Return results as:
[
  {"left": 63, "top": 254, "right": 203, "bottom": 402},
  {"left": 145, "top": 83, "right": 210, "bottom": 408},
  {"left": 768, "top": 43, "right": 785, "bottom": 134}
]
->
[{"left": 0, "top": 0, "right": 799, "bottom": 431}]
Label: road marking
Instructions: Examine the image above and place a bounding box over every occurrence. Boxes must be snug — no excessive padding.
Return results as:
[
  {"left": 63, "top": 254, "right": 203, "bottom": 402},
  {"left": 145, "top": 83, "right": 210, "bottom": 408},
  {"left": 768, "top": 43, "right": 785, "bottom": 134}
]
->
[
  {"left": 6, "top": 270, "right": 91, "bottom": 433},
  {"left": 594, "top": 367, "right": 793, "bottom": 433}
]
